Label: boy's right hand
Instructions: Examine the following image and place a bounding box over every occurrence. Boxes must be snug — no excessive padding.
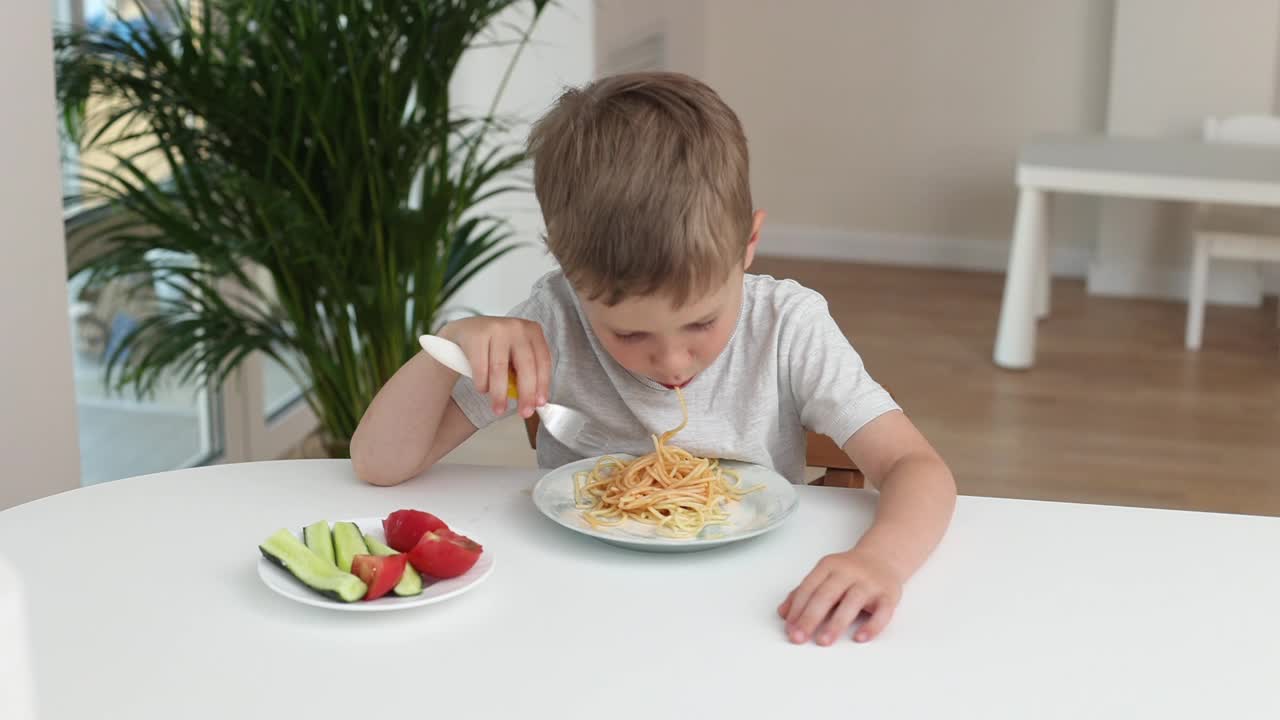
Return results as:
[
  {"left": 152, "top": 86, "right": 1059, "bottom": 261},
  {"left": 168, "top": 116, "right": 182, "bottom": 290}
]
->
[{"left": 437, "top": 316, "right": 551, "bottom": 419}]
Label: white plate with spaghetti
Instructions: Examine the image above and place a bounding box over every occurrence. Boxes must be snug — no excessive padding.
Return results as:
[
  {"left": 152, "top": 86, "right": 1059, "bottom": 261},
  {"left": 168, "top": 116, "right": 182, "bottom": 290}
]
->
[{"left": 532, "top": 455, "right": 799, "bottom": 553}]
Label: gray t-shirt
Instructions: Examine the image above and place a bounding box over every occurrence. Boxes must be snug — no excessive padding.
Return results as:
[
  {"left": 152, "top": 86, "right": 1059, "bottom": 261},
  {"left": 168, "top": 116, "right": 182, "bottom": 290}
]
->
[{"left": 452, "top": 271, "right": 900, "bottom": 483}]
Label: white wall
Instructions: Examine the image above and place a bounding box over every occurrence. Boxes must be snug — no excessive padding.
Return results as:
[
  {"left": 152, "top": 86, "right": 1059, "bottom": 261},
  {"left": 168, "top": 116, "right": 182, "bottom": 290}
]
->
[
  {"left": 0, "top": 2, "right": 81, "bottom": 509},
  {"left": 1090, "top": 0, "right": 1280, "bottom": 304},
  {"left": 446, "top": 0, "right": 594, "bottom": 318}
]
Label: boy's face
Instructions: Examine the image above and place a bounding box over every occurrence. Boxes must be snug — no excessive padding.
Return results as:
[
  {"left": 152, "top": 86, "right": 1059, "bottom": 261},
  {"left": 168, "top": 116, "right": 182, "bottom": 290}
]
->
[{"left": 580, "top": 212, "right": 764, "bottom": 388}]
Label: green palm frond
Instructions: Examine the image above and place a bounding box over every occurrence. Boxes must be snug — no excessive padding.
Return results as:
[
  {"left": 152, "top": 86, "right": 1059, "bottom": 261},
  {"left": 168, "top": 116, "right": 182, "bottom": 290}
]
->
[{"left": 55, "top": 0, "right": 548, "bottom": 448}]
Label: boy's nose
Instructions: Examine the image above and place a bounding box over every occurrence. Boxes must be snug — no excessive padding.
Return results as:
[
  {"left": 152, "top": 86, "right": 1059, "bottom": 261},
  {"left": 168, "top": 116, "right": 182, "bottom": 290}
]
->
[{"left": 652, "top": 346, "right": 692, "bottom": 377}]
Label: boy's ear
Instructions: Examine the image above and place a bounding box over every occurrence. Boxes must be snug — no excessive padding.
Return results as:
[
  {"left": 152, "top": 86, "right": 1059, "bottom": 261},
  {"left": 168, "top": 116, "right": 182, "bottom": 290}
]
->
[{"left": 743, "top": 209, "right": 766, "bottom": 270}]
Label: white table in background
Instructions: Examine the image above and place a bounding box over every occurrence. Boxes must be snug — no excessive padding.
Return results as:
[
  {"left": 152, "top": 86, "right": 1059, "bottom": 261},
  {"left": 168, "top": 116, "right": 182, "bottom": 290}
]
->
[
  {"left": 994, "top": 134, "right": 1280, "bottom": 369},
  {"left": 1, "top": 459, "right": 1278, "bottom": 719}
]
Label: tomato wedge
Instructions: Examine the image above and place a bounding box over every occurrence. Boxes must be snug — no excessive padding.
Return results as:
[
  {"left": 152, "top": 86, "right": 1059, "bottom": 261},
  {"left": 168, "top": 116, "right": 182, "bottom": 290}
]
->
[
  {"left": 383, "top": 509, "right": 448, "bottom": 552},
  {"left": 350, "top": 553, "right": 409, "bottom": 601},
  {"left": 408, "top": 529, "right": 483, "bottom": 579}
]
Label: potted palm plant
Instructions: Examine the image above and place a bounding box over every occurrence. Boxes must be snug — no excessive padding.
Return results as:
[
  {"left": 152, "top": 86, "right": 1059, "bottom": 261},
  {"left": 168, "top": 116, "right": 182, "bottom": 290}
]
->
[{"left": 55, "top": 0, "right": 549, "bottom": 456}]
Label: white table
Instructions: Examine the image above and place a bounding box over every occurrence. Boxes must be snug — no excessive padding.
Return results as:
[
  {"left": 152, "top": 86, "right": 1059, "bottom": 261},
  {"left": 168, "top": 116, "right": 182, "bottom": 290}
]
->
[
  {"left": 993, "top": 135, "right": 1280, "bottom": 368},
  {"left": 2, "top": 460, "right": 1278, "bottom": 719},
  {"left": 0, "top": 554, "right": 36, "bottom": 720}
]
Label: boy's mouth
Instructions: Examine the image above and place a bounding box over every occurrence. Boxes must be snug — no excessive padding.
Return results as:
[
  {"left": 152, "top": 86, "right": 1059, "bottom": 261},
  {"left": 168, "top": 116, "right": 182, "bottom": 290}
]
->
[{"left": 658, "top": 376, "right": 694, "bottom": 390}]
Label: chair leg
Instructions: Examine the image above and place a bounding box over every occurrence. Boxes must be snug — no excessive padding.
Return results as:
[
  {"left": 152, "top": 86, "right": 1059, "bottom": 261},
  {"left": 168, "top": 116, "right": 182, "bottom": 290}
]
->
[
  {"left": 1036, "top": 232, "right": 1051, "bottom": 320},
  {"left": 1186, "top": 235, "right": 1211, "bottom": 350}
]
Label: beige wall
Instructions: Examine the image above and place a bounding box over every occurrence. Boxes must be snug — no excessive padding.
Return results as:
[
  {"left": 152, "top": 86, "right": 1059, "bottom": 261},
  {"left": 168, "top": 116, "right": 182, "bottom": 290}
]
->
[
  {"left": 597, "top": 1, "right": 1115, "bottom": 268},
  {"left": 706, "top": 1, "right": 1111, "bottom": 243},
  {"left": 596, "top": 0, "right": 708, "bottom": 79},
  {"left": 1, "top": 2, "right": 81, "bottom": 508}
]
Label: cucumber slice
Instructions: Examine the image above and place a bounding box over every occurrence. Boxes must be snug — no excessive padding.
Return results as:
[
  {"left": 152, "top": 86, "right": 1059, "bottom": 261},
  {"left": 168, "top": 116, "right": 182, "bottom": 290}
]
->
[
  {"left": 364, "top": 533, "right": 425, "bottom": 597},
  {"left": 303, "top": 521, "right": 336, "bottom": 567},
  {"left": 362, "top": 534, "right": 397, "bottom": 556},
  {"left": 259, "top": 529, "right": 366, "bottom": 603},
  {"left": 332, "top": 521, "right": 369, "bottom": 573}
]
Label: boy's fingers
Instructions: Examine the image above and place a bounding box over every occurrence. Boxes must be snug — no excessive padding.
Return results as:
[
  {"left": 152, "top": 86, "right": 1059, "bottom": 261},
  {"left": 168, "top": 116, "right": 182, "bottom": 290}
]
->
[
  {"left": 469, "top": 339, "right": 491, "bottom": 394},
  {"left": 791, "top": 577, "right": 846, "bottom": 642},
  {"left": 532, "top": 329, "right": 551, "bottom": 406},
  {"left": 778, "top": 591, "right": 794, "bottom": 619},
  {"left": 818, "top": 587, "right": 872, "bottom": 646},
  {"left": 511, "top": 342, "right": 538, "bottom": 417},
  {"left": 783, "top": 569, "right": 828, "bottom": 628},
  {"left": 855, "top": 598, "right": 897, "bottom": 643},
  {"left": 486, "top": 335, "right": 510, "bottom": 414}
]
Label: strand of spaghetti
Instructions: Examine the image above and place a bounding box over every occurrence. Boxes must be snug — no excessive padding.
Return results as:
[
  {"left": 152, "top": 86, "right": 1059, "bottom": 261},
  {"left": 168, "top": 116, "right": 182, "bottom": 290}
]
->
[{"left": 572, "top": 387, "right": 761, "bottom": 538}]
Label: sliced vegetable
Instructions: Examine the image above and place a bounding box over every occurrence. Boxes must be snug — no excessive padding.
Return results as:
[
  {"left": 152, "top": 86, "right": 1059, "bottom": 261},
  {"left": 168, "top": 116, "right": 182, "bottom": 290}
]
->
[
  {"left": 383, "top": 509, "right": 448, "bottom": 552},
  {"left": 364, "top": 534, "right": 425, "bottom": 596},
  {"left": 351, "top": 554, "right": 409, "bottom": 601},
  {"left": 259, "top": 529, "right": 366, "bottom": 603},
  {"left": 408, "top": 529, "right": 483, "bottom": 579},
  {"left": 303, "top": 521, "right": 336, "bottom": 567},
  {"left": 332, "top": 521, "right": 369, "bottom": 573}
]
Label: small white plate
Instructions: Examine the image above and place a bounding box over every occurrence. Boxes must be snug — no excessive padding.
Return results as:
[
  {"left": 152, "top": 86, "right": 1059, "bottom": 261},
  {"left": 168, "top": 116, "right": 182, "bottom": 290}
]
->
[
  {"left": 532, "top": 456, "right": 798, "bottom": 553},
  {"left": 256, "top": 516, "right": 494, "bottom": 611}
]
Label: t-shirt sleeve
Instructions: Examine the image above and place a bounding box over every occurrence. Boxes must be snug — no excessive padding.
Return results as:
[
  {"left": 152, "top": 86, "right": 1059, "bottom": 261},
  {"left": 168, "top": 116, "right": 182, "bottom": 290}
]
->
[
  {"left": 449, "top": 282, "right": 555, "bottom": 431},
  {"left": 783, "top": 294, "right": 900, "bottom": 447}
]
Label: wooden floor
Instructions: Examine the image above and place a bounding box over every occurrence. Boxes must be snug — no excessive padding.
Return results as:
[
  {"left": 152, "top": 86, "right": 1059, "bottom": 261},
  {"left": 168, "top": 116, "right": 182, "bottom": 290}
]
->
[{"left": 751, "top": 257, "right": 1280, "bottom": 517}]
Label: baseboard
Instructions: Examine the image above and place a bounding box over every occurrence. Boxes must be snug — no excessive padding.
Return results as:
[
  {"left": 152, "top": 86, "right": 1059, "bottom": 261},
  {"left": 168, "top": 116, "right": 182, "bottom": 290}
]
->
[
  {"left": 756, "top": 223, "right": 1280, "bottom": 304},
  {"left": 1087, "top": 259, "right": 1263, "bottom": 307},
  {"left": 757, "top": 224, "right": 1091, "bottom": 277}
]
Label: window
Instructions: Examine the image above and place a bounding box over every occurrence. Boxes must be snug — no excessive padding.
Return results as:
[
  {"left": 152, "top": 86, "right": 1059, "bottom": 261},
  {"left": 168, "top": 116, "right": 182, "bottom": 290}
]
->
[{"left": 55, "top": 0, "right": 314, "bottom": 485}]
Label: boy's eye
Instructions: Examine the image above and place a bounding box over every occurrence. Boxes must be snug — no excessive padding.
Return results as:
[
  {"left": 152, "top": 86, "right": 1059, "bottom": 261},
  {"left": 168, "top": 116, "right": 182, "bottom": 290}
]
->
[
  {"left": 613, "top": 319, "right": 713, "bottom": 343},
  {"left": 688, "top": 318, "right": 716, "bottom": 332}
]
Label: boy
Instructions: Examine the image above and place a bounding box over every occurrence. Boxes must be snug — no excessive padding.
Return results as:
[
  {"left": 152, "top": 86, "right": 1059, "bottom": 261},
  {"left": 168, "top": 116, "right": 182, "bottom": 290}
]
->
[{"left": 351, "top": 72, "right": 956, "bottom": 647}]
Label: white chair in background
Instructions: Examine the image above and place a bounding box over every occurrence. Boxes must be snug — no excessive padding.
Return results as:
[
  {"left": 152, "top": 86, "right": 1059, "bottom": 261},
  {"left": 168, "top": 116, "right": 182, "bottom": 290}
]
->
[
  {"left": 0, "top": 554, "right": 37, "bottom": 719},
  {"left": 1185, "top": 114, "right": 1280, "bottom": 349}
]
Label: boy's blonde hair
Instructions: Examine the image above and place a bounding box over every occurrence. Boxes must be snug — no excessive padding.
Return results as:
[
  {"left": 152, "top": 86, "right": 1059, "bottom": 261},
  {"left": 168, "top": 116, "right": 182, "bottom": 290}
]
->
[{"left": 528, "top": 72, "right": 753, "bottom": 307}]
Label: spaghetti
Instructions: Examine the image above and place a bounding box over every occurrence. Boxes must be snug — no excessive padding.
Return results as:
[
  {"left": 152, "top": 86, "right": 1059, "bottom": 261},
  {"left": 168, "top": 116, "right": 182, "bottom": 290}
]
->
[{"left": 572, "top": 388, "right": 761, "bottom": 538}]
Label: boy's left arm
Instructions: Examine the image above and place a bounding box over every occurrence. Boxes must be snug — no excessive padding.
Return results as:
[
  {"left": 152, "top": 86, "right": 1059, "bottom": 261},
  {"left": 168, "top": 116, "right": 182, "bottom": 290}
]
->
[{"left": 779, "top": 410, "right": 956, "bottom": 646}]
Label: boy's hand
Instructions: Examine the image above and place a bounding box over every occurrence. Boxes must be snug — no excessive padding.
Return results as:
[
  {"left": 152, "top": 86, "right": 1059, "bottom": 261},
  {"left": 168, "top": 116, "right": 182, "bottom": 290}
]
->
[
  {"left": 438, "top": 316, "right": 551, "bottom": 419},
  {"left": 777, "top": 548, "right": 904, "bottom": 646}
]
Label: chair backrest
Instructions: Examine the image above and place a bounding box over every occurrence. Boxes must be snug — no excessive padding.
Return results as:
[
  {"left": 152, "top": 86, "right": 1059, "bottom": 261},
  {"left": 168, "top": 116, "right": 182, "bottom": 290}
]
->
[
  {"left": 0, "top": 555, "right": 38, "bottom": 720},
  {"left": 1203, "top": 115, "right": 1280, "bottom": 146}
]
